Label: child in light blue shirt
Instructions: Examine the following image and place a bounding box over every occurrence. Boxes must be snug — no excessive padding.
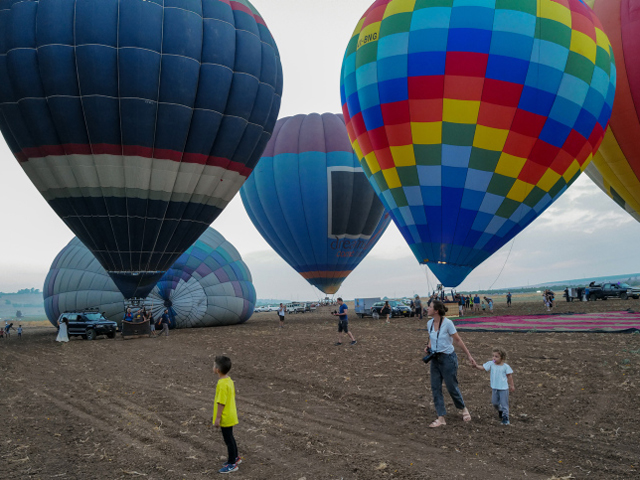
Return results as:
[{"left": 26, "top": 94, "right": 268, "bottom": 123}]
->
[{"left": 474, "top": 348, "right": 515, "bottom": 425}]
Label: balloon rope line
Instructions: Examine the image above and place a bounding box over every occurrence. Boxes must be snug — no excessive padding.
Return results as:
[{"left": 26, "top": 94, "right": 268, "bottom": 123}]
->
[
  {"left": 487, "top": 237, "right": 516, "bottom": 291},
  {"left": 424, "top": 265, "right": 432, "bottom": 296}
]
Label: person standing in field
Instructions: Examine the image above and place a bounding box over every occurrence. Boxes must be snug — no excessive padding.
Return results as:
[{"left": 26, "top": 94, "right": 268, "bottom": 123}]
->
[
  {"left": 424, "top": 300, "right": 475, "bottom": 428},
  {"left": 277, "top": 303, "right": 286, "bottom": 328},
  {"left": 506, "top": 292, "right": 512, "bottom": 307},
  {"left": 473, "top": 348, "right": 515, "bottom": 425},
  {"left": 149, "top": 312, "right": 157, "bottom": 338},
  {"left": 213, "top": 356, "right": 241, "bottom": 473},
  {"left": 56, "top": 317, "right": 69, "bottom": 343},
  {"left": 484, "top": 297, "right": 494, "bottom": 313},
  {"left": 414, "top": 295, "right": 423, "bottom": 319},
  {"left": 473, "top": 294, "right": 481, "bottom": 312},
  {"left": 332, "top": 298, "right": 356, "bottom": 345},
  {"left": 160, "top": 309, "right": 170, "bottom": 337},
  {"left": 17, "top": 325, "right": 22, "bottom": 339},
  {"left": 380, "top": 301, "right": 391, "bottom": 324}
]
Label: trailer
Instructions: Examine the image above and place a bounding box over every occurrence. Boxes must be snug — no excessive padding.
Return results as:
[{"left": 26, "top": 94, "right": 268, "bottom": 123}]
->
[
  {"left": 354, "top": 297, "right": 381, "bottom": 318},
  {"left": 563, "top": 287, "right": 586, "bottom": 302}
]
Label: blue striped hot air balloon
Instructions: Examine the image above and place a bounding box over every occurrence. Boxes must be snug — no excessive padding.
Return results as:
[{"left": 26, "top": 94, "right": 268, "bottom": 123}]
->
[
  {"left": 44, "top": 227, "right": 256, "bottom": 329},
  {"left": 0, "top": 0, "right": 282, "bottom": 298},
  {"left": 240, "top": 113, "right": 391, "bottom": 295}
]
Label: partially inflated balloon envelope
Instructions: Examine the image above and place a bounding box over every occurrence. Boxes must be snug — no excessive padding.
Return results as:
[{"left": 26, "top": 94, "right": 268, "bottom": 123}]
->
[
  {"left": 240, "top": 113, "right": 391, "bottom": 295},
  {"left": 0, "top": 0, "right": 282, "bottom": 298},
  {"left": 583, "top": 0, "right": 640, "bottom": 223},
  {"left": 340, "top": 0, "right": 616, "bottom": 287},
  {"left": 44, "top": 228, "right": 256, "bottom": 329}
]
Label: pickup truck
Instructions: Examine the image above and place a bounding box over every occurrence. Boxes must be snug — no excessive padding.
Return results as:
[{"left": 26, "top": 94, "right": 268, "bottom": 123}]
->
[
  {"left": 619, "top": 283, "right": 640, "bottom": 299},
  {"left": 586, "top": 283, "right": 633, "bottom": 301}
]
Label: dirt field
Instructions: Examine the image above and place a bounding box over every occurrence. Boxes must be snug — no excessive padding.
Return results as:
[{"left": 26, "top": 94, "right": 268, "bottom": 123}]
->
[{"left": 1, "top": 301, "right": 639, "bottom": 480}]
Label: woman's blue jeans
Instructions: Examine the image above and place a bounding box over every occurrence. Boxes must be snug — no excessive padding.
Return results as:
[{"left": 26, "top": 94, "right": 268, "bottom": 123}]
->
[{"left": 430, "top": 352, "right": 466, "bottom": 416}]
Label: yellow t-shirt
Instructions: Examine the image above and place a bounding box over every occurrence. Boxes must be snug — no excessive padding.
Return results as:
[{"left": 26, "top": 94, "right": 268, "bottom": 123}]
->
[{"left": 213, "top": 377, "right": 238, "bottom": 427}]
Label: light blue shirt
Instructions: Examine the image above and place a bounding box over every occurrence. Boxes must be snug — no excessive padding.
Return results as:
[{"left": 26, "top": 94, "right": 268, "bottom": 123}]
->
[
  {"left": 483, "top": 361, "right": 513, "bottom": 390},
  {"left": 427, "top": 318, "right": 457, "bottom": 354}
]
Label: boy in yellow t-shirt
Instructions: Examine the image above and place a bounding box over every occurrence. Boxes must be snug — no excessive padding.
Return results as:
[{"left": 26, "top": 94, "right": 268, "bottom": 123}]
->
[{"left": 213, "top": 356, "right": 240, "bottom": 474}]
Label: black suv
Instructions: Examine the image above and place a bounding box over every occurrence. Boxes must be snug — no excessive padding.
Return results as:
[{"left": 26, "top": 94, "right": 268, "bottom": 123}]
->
[
  {"left": 58, "top": 311, "right": 118, "bottom": 340},
  {"left": 371, "top": 301, "right": 411, "bottom": 318}
]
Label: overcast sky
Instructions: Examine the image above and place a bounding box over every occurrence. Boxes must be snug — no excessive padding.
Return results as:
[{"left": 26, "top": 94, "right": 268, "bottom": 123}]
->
[{"left": 1, "top": 0, "right": 639, "bottom": 300}]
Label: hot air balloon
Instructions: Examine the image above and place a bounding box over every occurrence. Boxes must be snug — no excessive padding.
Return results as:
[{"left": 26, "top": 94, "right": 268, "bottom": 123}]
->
[
  {"left": 240, "top": 113, "right": 391, "bottom": 295},
  {"left": 340, "top": 0, "right": 616, "bottom": 287},
  {"left": 44, "top": 227, "right": 256, "bottom": 329},
  {"left": 583, "top": 0, "right": 640, "bottom": 223},
  {"left": 0, "top": 0, "right": 282, "bottom": 299}
]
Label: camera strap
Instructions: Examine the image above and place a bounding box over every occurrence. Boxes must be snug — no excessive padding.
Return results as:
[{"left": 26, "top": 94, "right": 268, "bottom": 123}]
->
[{"left": 430, "top": 318, "right": 443, "bottom": 353}]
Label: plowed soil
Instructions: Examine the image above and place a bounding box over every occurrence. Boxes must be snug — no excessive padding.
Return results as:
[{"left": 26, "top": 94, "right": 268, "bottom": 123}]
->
[{"left": 1, "top": 300, "right": 639, "bottom": 480}]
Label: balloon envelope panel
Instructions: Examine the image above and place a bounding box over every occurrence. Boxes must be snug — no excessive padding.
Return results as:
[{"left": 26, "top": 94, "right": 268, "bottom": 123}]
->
[
  {"left": 0, "top": 0, "right": 282, "bottom": 298},
  {"left": 340, "top": 0, "right": 616, "bottom": 286},
  {"left": 583, "top": 0, "right": 640, "bottom": 223},
  {"left": 44, "top": 228, "right": 256, "bottom": 328},
  {"left": 240, "top": 113, "right": 391, "bottom": 294}
]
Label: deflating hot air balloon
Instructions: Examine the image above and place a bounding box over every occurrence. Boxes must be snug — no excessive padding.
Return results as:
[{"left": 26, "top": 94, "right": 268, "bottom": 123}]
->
[
  {"left": 0, "top": 0, "right": 282, "bottom": 299},
  {"left": 240, "top": 113, "right": 391, "bottom": 295},
  {"left": 44, "top": 227, "right": 256, "bottom": 329},
  {"left": 340, "top": 0, "right": 616, "bottom": 287},
  {"left": 583, "top": 0, "right": 640, "bottom": 223}
]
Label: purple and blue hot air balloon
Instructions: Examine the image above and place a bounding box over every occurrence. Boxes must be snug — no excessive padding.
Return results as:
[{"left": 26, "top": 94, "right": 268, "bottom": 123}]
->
[
  {"left": 0, "top": 0, "right": 282, "bottom": 298},
  {"left": 240, "top": 113, "right": 391, "bottom": 295}
]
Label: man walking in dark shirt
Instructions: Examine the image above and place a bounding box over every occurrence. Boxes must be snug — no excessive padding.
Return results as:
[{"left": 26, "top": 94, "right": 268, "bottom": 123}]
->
[{"left": 160, "top": 309, "right": 170, "bottom": 337}]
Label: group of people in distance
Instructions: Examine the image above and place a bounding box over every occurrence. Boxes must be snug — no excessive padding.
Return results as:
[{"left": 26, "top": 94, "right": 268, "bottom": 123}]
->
[
  {"left": 1, "top": 321, "right": 21, "bottom": 340},
  {"left": 123, "top": 307, "right": 171, "bottom": 337}
]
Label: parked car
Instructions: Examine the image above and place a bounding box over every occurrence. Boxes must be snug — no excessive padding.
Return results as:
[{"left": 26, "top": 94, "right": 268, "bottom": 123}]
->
[
  {"left": 586, "top": 283, "right": 633, "bottom": 301},
  {"left": 268, "top": 305, "right": 280, "bottom": 312},
  {"left": 286, "top": 303, "right": 305, "bottom": 314},
  {"left": 371, "top": 301, "right": 411, "bottom": 318},
  {"left": 254, "top": 306, "right": 269, "bottom": 313},
  {"left": 58, "top": 310, "right": 118, "bottom": 340}
]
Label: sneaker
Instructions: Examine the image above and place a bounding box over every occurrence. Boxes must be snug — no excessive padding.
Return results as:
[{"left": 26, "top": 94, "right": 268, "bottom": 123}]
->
[
  {"left": 335, "top": 342, "right": 342, "bottom": 346},
  {"left": 501, "top": 417, "right": 510, "bottom": 425},
  {"left": 350, "top": 340, "right": 357, "bottom": 345},
  {"left": 219, "top": 463, "right": 238, "bottom": 474},
  {"left": 222, "top": 457, "right": 242, "bottom": 467}
]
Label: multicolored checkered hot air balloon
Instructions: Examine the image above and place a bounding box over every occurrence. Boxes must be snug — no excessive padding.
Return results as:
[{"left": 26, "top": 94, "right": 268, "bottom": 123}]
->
[
  {"left": 0, "top": 0, "right": 282, "bottom": 299},
  {"left": 584, "top": 0, "right": 640, "bottom": 223},
  {"left": 340, "top": 0, "right": 616, "bottom": 287},
  {"left": 240, "top": 113, "right": 391, "bottom": 295}
]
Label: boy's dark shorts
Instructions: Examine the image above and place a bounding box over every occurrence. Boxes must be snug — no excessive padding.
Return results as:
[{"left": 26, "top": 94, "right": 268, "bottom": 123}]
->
[{"left": 338, "top": 319, "right": 349, "bottom": 333}]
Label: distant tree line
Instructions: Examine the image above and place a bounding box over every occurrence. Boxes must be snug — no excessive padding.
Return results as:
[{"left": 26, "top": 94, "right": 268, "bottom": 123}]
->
[{"left": 0, "top": 288, "right": 41, "bottom": 295}]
